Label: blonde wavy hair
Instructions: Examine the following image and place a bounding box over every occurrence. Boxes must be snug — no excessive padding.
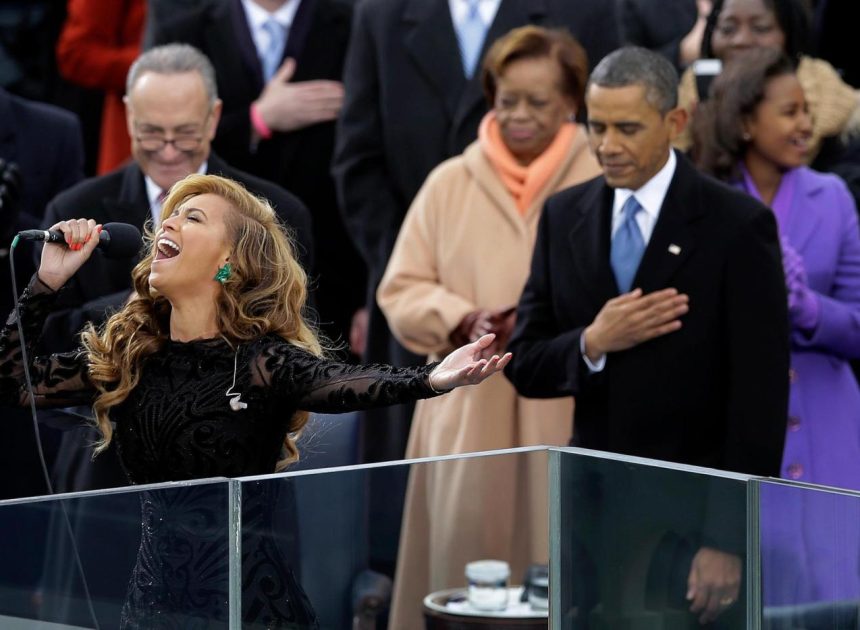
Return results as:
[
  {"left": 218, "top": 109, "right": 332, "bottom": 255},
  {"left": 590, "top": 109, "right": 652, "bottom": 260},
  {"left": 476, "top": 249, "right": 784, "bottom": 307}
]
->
[{"left": 81, "top": 173, "right": 321, "bottom": 470}]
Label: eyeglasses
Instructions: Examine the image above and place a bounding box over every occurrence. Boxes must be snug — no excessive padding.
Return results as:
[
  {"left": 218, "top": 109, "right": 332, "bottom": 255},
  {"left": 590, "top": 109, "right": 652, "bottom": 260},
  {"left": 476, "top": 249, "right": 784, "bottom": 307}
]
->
[
  {"left": 133, "top": 114, "right": 211, "bottom": 153},
  {"left": 134, "top": 133, "right": 205, "bottom": 153}
]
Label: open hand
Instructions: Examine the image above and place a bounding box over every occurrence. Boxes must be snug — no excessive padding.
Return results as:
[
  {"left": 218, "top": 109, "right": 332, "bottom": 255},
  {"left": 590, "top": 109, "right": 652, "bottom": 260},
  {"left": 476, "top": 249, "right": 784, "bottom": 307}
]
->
[
  {"left": 583, "top": 288, "right": 688, "bottom": 361},
  {"left": 38, "top": 218, "right": 101, "bottom": 291},
  {"left": 253, "top": 58, "right": 344, "bottom": 133},
  {"left": 429, "top": 333, "right": 512, "bottom": 391}
]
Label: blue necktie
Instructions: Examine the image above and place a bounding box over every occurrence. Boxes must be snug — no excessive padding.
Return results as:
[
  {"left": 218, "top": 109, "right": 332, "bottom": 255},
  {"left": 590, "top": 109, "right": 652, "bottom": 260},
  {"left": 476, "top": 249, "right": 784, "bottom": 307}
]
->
[
  {"left": 261, "top": 18, "right": 286, "bottom": 82},
  {"left": 455, "top": 0, "right": 486, "bottom": 79},
  {"left": 611, "top": 196, "right": 646, "bottom": 293}
]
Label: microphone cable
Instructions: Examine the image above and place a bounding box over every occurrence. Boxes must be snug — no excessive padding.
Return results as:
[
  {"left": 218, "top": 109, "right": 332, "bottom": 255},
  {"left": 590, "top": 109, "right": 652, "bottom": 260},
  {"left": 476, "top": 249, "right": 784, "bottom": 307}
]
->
[{"left": 9, "top": 234, "right": 101, "bottom": 630}]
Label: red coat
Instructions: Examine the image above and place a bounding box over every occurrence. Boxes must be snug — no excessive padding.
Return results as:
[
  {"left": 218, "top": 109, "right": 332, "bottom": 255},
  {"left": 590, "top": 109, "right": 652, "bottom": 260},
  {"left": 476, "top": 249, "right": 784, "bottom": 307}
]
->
[{"left": 56, "top": 0, "right": 146, "bottom": 174}]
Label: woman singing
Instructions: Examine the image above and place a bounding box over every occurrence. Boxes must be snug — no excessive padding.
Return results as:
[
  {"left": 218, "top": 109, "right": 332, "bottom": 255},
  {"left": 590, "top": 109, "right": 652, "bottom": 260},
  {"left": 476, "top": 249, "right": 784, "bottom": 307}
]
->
[{"left": 0, "top": 173, "right": 509, "bottom": 627}]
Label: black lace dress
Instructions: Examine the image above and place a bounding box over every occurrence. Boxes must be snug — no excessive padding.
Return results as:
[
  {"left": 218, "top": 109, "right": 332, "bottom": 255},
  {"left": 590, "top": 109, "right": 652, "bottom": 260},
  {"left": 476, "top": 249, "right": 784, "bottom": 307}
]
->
[{"left": 0, "top": 277, "right": 441, "bottom": 628}]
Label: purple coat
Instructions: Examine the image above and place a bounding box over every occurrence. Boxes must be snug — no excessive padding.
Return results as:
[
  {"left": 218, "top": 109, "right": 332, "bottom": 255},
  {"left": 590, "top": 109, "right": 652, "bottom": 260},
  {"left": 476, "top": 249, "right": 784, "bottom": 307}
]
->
[
  {"left": 779, "top": 168, "right": 860, "bottom": 489},
  {"left": 744, "top": 167, "right": 860, "bottom": 606}
]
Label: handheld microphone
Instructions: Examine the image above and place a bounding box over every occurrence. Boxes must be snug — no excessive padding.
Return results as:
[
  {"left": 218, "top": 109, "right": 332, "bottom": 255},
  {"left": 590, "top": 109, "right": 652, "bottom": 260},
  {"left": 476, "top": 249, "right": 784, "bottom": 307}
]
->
[{"left": 17, "top": 222, "right": 143, "bottom": 259}]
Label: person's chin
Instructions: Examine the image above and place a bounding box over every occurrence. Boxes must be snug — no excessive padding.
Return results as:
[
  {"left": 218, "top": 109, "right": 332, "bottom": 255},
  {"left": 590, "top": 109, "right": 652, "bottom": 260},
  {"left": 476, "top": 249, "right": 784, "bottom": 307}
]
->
[
  {"left": 148, "top": 272, "right": 164, "bottom": 293},
  {"left": 603, "top": 171, "right": 631, "bottom": 188},
  {"left": 773, "top": 151, "right": 807, "bottom": 171},
  {"left": 150, "top": 164, "right": 192, "bottom": 189},
  {"left": 148, "top": 263, "right": 172, "bottom": 292},
  {"left": 779, "top": 158, "right": 806, "bottom": 171},
  {"left": 787, "top": 145, "right": 810, "bottom": 167},
  {"left": 602, "top": 167, "right": 636, "bottom": 188},
  {"left": 504, "top": 130, "right": 538, "bottom": 148}
]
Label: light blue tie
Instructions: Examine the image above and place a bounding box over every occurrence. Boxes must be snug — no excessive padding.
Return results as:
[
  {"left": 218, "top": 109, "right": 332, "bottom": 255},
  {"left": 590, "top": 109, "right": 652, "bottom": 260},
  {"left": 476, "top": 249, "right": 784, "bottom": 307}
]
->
[
  {"left": 455, "top": 0, "right": 486, "bottom": 79},
  {"left": 261, "top": 18, "right": 286, "bottom": 82},
  {"left": 611, "top": 196, "right": 646, "bottom": 293}
]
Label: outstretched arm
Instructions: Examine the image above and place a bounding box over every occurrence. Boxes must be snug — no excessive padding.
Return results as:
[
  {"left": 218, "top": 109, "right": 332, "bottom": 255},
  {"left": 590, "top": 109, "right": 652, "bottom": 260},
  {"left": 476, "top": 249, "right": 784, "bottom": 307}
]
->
[{"left": 265, "top": 335, "right": 510, "bottom": 414}]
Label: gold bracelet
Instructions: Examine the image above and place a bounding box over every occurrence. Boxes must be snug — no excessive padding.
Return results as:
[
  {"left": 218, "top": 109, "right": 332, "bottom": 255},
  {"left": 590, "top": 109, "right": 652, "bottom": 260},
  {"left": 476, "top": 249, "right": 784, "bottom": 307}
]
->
[{"left": 427, "top": 373, "right": 449, "bottom": 394}]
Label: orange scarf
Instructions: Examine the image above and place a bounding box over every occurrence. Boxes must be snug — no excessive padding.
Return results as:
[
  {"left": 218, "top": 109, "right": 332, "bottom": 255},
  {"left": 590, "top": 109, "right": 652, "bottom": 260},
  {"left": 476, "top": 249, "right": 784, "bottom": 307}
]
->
[{"left": 478, "top": 111, "right": 577, "bottom": 215}]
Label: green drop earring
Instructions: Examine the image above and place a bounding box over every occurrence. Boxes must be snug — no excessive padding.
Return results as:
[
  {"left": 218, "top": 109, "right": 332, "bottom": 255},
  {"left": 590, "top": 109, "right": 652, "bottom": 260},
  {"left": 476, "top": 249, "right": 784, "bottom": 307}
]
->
[{"left": 214, "top": 263, "right": 232, "bottom": 284}]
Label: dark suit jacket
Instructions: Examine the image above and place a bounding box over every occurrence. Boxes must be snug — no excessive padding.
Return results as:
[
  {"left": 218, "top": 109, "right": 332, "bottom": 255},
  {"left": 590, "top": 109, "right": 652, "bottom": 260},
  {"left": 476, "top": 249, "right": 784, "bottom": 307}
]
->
[
  {"left": 333, "top": 0, "right": 619, "bottom": 288},
  {"left": 0, "top": 87, "right": 85, "bottom": 316},
  {"left": 616, "top": 0, "right": 697, "bottom": 70},
  {"left": 0, "top": 87, "right": 84, "bottom": 234},
  {"left": 40, "top": 152, "right": 313, "bottom": 352},
  {"left": 0, "top": 88, "right": 83, "bottom": 503},
  {"left": 152, "top": 0, "right": 365, "bottom": 339},
  {"left": 815, "top": 0, "right": 860, "bottom": 88},
  {"left": 506, "top": 153, "right": 789, "bottom": 477}
]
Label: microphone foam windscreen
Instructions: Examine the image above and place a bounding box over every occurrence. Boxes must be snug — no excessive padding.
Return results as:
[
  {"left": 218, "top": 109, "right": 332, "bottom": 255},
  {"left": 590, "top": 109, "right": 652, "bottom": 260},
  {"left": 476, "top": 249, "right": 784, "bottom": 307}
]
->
[{"left": 102, "top": 222, "right": 143, "bottom": 259}]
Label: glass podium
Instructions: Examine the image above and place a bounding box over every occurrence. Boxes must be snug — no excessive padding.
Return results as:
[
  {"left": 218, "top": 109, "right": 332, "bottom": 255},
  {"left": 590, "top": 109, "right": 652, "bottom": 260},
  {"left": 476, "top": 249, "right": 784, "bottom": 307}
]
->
[{"left": 0, "top": 446, "right": 857, "bottom": 628}]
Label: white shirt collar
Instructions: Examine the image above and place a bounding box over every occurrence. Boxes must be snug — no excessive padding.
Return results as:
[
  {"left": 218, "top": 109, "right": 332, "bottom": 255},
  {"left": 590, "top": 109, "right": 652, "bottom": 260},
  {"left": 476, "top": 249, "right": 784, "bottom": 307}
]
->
[
  {"left": 611, "top": 150, "right": 677, "bottom": 243},
  {"left": 145, "top": 160, "right": 208, "bottom": 227},
  {"left": 241, "top": 0, "right": 299, "bottom": 31},
  {"left": 241, "top": 0, "right": 300, "bottom": 59},
  {"left": 448, "top": 0, "right": 501, "bottom": 26}
]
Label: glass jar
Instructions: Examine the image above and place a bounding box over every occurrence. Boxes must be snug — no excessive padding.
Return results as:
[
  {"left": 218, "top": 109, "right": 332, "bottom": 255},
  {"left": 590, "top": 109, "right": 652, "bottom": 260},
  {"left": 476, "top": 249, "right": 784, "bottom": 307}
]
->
[
  {"left": 528, "top": 570, "right": 549, "bottom": 610},
  {"left": 465, "top": 559, "right": 509, "bottom": 611}
]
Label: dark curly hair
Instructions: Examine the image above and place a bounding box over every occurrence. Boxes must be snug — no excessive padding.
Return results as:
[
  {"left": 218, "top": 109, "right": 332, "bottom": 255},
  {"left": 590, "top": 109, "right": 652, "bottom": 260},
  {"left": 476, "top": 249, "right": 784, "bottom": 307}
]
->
[{"left": 691, "top": 47, "right": 797, "bottom": 182}]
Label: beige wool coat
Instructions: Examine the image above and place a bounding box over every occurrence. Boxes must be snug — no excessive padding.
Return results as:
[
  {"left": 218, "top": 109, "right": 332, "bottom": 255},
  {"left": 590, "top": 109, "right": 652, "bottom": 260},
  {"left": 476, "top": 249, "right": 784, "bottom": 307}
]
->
[{"left": 379, "top": 129, "right": 601, "bottom": 629}]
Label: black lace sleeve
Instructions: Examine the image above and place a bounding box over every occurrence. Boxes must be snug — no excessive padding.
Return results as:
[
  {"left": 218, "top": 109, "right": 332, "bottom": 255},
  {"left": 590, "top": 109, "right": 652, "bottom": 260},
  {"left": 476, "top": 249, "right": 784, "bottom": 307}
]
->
[
  {"left": 0, "top": 275, "right": 94, "bottom": 408},
  {"left": 252, "top": 339, "right": 442, "bottom": 413}
]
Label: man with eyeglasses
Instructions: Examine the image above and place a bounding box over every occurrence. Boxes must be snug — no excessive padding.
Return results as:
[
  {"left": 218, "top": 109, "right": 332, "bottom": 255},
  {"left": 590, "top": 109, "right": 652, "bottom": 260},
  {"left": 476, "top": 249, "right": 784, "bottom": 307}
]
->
[{"left": 39, "top": 43, "right": 313, "bottom": 355}]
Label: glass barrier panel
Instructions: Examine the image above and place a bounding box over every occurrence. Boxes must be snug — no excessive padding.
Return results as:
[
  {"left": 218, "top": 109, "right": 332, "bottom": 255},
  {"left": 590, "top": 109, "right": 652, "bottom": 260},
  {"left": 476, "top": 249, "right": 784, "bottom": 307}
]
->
[
  {"left": 757, "top": 478, "right": 860, "bottom": 629},
  {"left": 239, "top": 447, "right": 553, "bottom": 629},
  {"left": 0, "top": 478, "right": 232, "bottom": 629},
  {"left": 550, "top": 447, "right": 752, "bottom": 630}
]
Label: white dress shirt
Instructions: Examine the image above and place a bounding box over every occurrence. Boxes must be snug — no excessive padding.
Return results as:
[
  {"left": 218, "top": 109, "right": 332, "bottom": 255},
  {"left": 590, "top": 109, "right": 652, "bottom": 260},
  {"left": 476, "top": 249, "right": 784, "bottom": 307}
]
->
[
  {"left": 240, "top": 0, "right": 301, "bottom": 66},
  {"left": 582, "top": 150, "right": 678, "bottom": 372},
  {"left": 448, "top": 0, "right": 501, "bottom": 31},
  {"left": 145, "top": 160, "right": 208, "bottom": 227},
  {"left": 610, "top": 149, "right": 677, "bottom": 243}
]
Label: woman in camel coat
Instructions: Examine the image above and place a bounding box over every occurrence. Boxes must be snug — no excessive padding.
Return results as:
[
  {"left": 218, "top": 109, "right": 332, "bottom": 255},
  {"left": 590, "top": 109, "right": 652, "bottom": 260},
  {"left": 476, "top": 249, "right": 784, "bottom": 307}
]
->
[{"left": 378, "top": 26, "right": 601, "bottom": 628}]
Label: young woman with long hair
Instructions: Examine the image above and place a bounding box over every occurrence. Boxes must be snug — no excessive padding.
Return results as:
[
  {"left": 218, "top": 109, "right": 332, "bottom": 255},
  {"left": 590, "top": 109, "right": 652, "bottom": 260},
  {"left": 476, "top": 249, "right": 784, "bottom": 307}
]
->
[{"left": 0, "top": 173, "right": 509, "bottom": 627}]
